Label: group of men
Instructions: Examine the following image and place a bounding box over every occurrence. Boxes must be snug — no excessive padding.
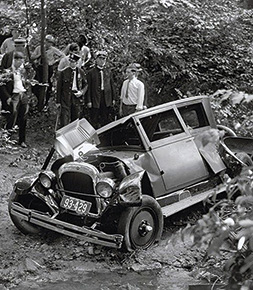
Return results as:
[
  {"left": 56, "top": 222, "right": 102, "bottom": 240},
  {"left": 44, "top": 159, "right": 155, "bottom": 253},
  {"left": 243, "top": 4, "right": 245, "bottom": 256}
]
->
[{"left": 0, "top": 26, "right": 146, "bottom": 148}]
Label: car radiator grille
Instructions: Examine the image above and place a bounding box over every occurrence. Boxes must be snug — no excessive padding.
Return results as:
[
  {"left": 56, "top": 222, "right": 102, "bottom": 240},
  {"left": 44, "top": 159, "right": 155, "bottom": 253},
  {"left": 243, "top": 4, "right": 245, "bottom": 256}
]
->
[{"left": 60, "top": 172, "right": 98, "bottom": 214}]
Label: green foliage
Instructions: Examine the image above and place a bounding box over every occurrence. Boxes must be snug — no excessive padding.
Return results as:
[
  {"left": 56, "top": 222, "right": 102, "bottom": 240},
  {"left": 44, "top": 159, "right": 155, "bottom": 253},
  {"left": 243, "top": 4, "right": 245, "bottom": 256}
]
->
[
  {"left": 211, "top": 89, "right": 253, "bottom": 137},
  {"left": 181, "top": 167, "right": 253, "bottom": 286},
  {"left": 2, "top": 0, "right": 253, "bottom": 106}
]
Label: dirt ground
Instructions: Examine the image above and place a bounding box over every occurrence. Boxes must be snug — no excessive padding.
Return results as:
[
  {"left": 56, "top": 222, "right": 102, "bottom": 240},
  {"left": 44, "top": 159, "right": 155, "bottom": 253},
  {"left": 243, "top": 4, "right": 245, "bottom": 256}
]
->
[{"left": 0, "top": 109, "right": 227, "bottom": 290}]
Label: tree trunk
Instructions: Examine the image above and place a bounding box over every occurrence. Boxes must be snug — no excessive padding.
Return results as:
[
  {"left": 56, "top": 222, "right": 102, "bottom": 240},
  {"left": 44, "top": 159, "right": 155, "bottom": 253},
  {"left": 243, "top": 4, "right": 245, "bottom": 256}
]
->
[{"left": 38, "top": 0, "right": 48, "bottom": 111}]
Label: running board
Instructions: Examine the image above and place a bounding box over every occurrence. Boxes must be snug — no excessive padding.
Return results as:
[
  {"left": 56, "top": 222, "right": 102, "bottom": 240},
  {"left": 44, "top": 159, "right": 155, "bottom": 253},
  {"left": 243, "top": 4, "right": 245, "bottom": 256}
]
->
[{"left": 162, "top": 184, "right": 226, "bottom": 218}]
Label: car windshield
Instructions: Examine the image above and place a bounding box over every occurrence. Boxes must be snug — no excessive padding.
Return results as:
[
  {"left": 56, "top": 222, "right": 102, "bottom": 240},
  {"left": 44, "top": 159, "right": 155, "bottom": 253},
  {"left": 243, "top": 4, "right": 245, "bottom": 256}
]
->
[{"left": 98, "top": 119, "right": 144, "bottom": 149}]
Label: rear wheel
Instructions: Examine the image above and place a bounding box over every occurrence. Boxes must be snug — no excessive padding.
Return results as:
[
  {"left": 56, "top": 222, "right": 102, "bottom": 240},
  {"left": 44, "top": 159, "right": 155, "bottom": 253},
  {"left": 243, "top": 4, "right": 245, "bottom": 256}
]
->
[
  {"left": 8, "top": 191, "right": 40, "bottom": 234},
  {"left": 217, "top": 124, "right": 236, "bottom": 137},
  {"left": 235, "top": 152, "right": 253, "bottom": 166},
  {"left": 118, "top": 195, "right": 163, "bottom": 251}
]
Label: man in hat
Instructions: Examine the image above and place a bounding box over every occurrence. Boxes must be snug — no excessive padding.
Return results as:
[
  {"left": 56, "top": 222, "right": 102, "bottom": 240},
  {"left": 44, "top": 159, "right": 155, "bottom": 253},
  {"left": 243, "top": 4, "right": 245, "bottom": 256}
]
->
[
  {"left": 58, "top": 42, "right": 81, "bottom": 71},
  {"left": 86, "top": 50, "right": 116, "bottom": 128},
  {"left": 31, "top": 34, "right": 64, "bottom": 67},
  {"left": 31, "top": 34, "right": 64, "bottom": 111},
  {"left": 56, "top": 53, "right": 87, "bottom": 127},
  {"left": 0, "top": 26, "right": 20, "bottom": 55},
  {"left": 1, "top": 37, "right": 27, "bottom": 69},
  {"left": 0, "top": 51, "right": 29, "bottom": 147},
  {"left": 119, "top": 63, "right": 145, "bottom": 117},
  {"left": 0, "top": 37, "right": 32, "bottom": 135}
]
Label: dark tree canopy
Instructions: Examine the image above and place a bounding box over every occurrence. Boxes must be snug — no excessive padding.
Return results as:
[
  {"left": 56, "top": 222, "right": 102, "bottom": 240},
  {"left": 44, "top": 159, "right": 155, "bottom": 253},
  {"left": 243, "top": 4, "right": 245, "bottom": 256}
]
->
[{"left": 1, "top": 0, "right": 253, "bottom": 106}]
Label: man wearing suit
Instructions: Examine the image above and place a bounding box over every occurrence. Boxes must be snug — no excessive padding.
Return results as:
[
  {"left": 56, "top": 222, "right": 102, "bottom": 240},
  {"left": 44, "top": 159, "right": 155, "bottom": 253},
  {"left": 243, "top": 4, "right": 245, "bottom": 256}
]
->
[
  {"left": 86, "top": 51, "right": 116, "bottom": 128},
  {"left": 56, "top": 53, "right": 87, "bottom": 128},
  {"left": 0, "top": 51, "right": 29, "bottom": 147}
]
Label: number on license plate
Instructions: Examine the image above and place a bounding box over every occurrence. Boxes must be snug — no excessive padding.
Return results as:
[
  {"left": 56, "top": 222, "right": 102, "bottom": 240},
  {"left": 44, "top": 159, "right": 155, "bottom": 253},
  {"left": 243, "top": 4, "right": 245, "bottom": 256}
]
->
[{"left": 60, "top": 196, "right": 91, "bottom": 215}]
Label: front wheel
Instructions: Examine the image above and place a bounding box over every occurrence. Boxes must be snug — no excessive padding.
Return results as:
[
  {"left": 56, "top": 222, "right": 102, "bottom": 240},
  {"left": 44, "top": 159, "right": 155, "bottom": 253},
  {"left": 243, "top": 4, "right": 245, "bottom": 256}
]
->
[
  {"left": 118, "top": 195, "right": 163, "bottom": 251},
  {"left": 8, "top": 191, "right": 40, "bottom": 235}
]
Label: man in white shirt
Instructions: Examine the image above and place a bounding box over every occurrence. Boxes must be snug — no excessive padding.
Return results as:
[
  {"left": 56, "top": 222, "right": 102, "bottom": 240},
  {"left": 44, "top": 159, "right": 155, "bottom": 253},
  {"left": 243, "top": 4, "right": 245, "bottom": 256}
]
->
[
  {"left": 0, "top": 27, "right": 20, "bottom": 54},
  {"left": 119, "top": 63, "right": 145, "bottom": 117},
  {"left": 0, "top": 51, "right": 29, "bottom": 147}
]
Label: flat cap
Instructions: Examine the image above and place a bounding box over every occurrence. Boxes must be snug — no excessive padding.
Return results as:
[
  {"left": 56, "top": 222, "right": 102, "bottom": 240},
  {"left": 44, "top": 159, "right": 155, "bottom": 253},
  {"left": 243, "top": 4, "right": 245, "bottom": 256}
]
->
[
  {"left": 69, "top": 52, "right": 81, "bottom": 62},
  {"left": 127, "top": 63, "right": 142, "bottom": 72},
  {"left": 45, "top": 34, "right": 55, "bottom": 43},
  {"left": 95, "top": 50, "right": 108, "bottom": 59}
]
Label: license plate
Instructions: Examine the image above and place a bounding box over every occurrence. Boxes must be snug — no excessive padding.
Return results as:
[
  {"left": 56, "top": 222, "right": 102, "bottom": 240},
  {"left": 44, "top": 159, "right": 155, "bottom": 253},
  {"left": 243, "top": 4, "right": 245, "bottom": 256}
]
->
[{"left": 60, "top": 195, "right": 92, "bottom": 215}]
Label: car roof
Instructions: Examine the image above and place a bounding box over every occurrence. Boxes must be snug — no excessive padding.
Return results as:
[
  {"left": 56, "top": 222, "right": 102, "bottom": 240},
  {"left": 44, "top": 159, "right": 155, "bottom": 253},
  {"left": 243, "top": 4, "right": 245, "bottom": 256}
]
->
[{"left": 97, "top": 95, "right": 210, "bottom": 134}]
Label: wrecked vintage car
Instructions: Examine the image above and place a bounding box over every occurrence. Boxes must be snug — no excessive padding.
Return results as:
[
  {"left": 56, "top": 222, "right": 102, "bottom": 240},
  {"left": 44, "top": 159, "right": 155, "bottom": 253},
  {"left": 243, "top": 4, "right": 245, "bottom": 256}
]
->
[{"left": 8, "top": 96, "right": 253, "bottom": 251}]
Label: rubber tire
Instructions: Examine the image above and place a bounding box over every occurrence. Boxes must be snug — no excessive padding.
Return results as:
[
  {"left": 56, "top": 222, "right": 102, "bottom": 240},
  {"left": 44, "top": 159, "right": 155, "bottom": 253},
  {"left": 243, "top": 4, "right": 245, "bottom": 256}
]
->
[
  {"left": 118, "top": 195, "right": 163, "bottom": 252},
  {"left": 235, "top": 152, "right": 253, "bottom": 166},
  {"left": 8, "top": 191, "right": 40, "bottom": 234},
  {"left": 217, "top": 124, "right": 236, "bottom": 137}
]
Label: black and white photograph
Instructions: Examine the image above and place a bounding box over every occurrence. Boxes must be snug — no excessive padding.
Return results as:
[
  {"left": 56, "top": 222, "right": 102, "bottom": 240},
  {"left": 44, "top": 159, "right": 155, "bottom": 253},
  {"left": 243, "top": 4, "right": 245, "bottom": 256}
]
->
[{"left": 1, "top": 0, "right": 253, "bottom": 289}]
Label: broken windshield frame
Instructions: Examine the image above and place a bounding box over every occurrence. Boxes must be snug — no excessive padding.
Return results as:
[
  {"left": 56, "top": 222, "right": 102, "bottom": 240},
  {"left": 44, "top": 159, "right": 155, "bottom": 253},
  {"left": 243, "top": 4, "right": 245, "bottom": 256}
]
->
[{"left": 98, "top": 119, "right": 144, "bottom": 149}]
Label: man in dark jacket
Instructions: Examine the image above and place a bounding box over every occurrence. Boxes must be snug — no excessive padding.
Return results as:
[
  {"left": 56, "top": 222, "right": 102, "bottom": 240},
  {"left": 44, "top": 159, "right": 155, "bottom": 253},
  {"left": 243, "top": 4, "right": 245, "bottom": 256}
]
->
[
  {"left": 56, "top": 53, "right": 87, "bottom": 128},
  {"left": 0, "top": 51, "right": 29, "bottom": 147},
  {"left": 86, "top": 51, "right": 116, "bottom": 128}
]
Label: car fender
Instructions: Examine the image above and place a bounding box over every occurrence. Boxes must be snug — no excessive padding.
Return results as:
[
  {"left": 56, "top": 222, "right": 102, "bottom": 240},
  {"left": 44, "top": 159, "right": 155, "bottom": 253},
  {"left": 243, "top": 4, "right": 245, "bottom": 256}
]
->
[
  {"left": 14, "top": 173, "right": 39, "bottom": 195},
  {"left": 219, "top": 136, "right": 253, "bottom": 167},
  {"left": 118, "top": 171, "right": 145, "bottom": 206}
]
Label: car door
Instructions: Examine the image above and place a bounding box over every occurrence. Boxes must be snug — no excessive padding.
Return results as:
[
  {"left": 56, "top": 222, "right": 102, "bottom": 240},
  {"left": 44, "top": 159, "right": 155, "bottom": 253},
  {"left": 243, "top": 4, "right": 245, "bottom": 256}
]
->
[{"left": 138, "top": 106, "right": 210, "bottom": 194}]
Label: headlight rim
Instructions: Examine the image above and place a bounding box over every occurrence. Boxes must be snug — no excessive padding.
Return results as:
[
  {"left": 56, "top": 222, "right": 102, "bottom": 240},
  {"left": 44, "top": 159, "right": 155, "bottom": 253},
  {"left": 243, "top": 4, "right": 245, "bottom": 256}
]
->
[
  {"left": 39, "top": 171, "right": 55, "bottom": 189},
  {"left": 95, "top": 177, "right": 115, "bottom": 198}
]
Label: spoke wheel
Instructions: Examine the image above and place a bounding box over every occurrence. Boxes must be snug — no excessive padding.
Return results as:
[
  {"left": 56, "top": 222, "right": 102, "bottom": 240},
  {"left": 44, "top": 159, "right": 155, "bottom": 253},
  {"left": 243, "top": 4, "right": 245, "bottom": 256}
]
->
[{"left": 118, "top": 195, "right": 163, "bottom": 251}]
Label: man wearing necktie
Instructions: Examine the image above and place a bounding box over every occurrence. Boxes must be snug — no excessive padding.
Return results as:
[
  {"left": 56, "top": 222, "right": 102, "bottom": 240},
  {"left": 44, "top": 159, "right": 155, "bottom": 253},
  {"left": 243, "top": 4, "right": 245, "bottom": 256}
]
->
[
  {"left": 56, "top": 53, "right": 87, "bottom": 128},
  {"left": 86, "top": 50, "right": 116, "bottom": 128},
  {"left": 0, "top": 51, "right": 30, "bottom": 147},
  {"left": 119, "top": 63, "right": 145, "bottom": 117}
]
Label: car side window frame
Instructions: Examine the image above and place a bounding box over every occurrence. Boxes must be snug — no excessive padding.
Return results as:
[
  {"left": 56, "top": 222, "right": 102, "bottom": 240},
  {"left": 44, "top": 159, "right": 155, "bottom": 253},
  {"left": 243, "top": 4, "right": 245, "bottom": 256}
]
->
[
  {"left": 138, "top": 106, "right": 188, "bottom": 144},
  {"left": 177, "top": 102, "right": 210, "bottom": 132}
]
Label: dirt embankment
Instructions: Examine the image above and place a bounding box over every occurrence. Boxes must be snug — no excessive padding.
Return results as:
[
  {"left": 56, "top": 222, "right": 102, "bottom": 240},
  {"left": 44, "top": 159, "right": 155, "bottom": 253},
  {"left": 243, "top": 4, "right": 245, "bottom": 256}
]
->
[{"left": 0, "top": 111, "right": 227, "bottom": 290}]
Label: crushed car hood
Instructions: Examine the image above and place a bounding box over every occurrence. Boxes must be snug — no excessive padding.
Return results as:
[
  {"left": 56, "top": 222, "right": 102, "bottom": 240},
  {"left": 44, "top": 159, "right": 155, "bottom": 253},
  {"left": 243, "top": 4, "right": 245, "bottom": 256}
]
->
[
  {"left": 55, "top": 118, "right": 100, "bottom": 160},
  {"left": 54, "top": 117, "right": 139, "bottom": 161}
]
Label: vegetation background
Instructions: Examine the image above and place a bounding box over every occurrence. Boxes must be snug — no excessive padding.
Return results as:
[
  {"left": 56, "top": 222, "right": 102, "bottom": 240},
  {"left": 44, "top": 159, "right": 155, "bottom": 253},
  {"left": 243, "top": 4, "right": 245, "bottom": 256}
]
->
[{"left": 1, "top": 0, "right": 253, "bottom": 104}]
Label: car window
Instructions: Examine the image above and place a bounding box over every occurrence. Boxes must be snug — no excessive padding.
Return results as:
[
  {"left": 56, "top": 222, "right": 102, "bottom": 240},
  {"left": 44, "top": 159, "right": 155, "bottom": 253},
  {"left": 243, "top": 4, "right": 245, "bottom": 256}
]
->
[
  {"left": 178, "top": 103, "right": 209, "bottom": 129},
  {"left": 140, "top": 109, "right": 184, "bottom": 142},
  {"left": 98, "top": 119, "right": 143, "bottom": 148}
]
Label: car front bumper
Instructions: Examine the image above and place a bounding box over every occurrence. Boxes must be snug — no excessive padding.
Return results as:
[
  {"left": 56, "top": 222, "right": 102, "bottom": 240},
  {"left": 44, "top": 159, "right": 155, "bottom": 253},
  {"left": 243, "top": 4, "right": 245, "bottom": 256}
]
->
[{"left": 10, "top": 202, "right": 123, "bottom": 248}]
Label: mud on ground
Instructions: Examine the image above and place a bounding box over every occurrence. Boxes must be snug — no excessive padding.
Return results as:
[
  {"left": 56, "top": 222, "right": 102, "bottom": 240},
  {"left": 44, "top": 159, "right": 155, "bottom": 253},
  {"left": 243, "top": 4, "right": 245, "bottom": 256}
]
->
[{"left": 0, "top": 109, "right": 228, "bottom": 290}]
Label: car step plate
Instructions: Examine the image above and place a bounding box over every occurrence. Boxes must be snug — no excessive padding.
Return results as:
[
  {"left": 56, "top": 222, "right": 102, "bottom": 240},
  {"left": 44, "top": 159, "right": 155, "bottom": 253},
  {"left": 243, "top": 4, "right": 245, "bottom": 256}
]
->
[{"left": 162, "top": 184, "right": 226, "bottom": 218}]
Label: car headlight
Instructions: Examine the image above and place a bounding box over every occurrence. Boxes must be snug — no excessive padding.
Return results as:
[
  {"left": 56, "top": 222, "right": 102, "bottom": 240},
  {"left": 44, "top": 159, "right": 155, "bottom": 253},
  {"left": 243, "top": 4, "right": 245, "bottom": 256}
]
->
[
  {"left": 39, "top": 171, "right": 55, "bottom": 189},
  {"left": 96, "top": 178, "right": 115, "bottom": 198}
]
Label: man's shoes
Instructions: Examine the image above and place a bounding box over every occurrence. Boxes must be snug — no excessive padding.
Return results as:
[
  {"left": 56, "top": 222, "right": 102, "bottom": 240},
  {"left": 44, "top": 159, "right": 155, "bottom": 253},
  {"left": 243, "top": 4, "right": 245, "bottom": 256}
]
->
[{"left": 19, "top": 142, "right": 28, "bottom": 148}]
